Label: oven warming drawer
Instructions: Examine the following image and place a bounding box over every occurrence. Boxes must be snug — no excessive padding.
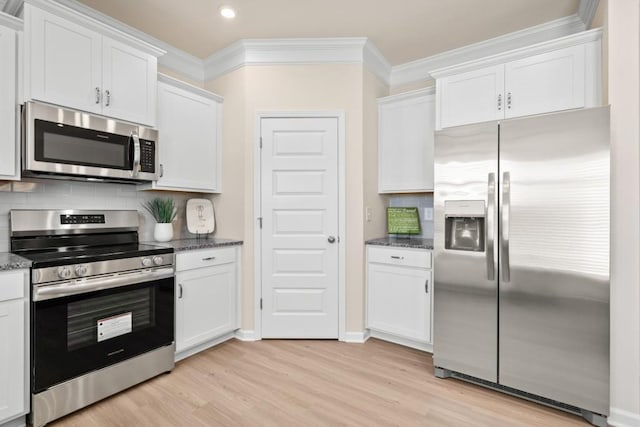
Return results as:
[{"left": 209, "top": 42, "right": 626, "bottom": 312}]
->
[{"left": 30, "top": 343, "right": 175, "bottom": 427}]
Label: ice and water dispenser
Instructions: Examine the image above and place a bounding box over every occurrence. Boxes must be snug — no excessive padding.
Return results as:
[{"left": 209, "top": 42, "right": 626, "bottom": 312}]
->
[{"left": 444, "top": 200, "right": 485, "bottom": 252}]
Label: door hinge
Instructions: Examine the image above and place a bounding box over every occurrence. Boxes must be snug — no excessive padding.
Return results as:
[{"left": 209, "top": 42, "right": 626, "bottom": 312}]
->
[
  {"left": 260, "top": 298, "right": 263, "bottom": 310},
  {"left": 259, "top": 137, "right": 263, "bottom": 149},
  {"left": 258, "top": 217, "right": 263, "bottom": 228}
]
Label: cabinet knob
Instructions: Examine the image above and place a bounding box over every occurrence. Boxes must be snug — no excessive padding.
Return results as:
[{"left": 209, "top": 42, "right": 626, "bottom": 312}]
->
[{"left": 328, "top": 236, "right": 336, "bottom": 244}]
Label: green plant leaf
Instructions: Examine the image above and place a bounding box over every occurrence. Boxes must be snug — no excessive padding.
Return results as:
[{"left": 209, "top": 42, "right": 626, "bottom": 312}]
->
[{"left": 142, "top": 197, "right": 177, "bottom": 223}]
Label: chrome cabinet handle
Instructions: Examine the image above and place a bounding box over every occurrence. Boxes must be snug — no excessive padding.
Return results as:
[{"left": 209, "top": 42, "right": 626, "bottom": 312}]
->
[
  {"left": 159, "top": 164, "right": 164, "bottom": 177},
  {"left": 425, "top": 279, "right": 429, "bottom": 294},
  {"left": 202, "top": 256, "right": 216, "bottom": 261},
  {"left": 501, "top": 171, "right": 511, "bottom": 282},
  {"left": 486, "top": 172, "right": 496, "bottom": 280},
  {"left": 178, "top": 283, "right": 183, "bottom": 299},
  {"left": 390, "top": 255, "right": 404, "bottom": 260},
  {"left": 507, "top": 92, "right": 512, "bottom": 109},
  {"left": 95, "top": 87, "right": 101, "bottom": 104},
  {"left": 497, "top": 94, "right": 502, "bottom": 111},
  {"left": 105, "top": 89, "right": 111, "bottom": 107}
]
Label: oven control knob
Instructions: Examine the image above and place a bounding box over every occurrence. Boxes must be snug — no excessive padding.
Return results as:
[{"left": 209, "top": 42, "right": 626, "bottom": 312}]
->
[
  {"left": 152, "top": 256, "right": 164, "bottom": 266},
  {"left": 141, "top": 257, "right": 152, "bottom": 267},
  {"left": 75, "top": 265, "right": 88, "bottom": 277},
  {"left": 57, "top": 266, "right": 72, "bottom": 279}
]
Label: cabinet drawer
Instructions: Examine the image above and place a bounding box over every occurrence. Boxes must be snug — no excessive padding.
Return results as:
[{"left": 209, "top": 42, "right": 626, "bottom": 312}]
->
[
  {"left": 176, "top": 247, "right": 236, "bottom": 272},
  {"left": 0, "top": 271, "right": 25, "bottom": 302},
  {"left": 368, "top": 247, "right": 431, "bottom": 269}
]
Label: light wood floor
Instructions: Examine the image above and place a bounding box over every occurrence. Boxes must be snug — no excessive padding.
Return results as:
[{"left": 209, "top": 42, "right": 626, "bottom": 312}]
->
[{"left": 52, "top": 338, "right": 590, "bottom": 426}]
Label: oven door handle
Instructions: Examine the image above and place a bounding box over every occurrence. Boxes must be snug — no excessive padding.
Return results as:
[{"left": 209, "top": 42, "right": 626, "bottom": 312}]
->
[{"left": 33, "top": 268, "right": 175, "bottom": 302}]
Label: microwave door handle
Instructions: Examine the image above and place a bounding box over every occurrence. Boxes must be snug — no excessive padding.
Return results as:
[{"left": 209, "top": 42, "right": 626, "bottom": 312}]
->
[{"left": 131, "top": 133, "right": 141, "bottom": 177}]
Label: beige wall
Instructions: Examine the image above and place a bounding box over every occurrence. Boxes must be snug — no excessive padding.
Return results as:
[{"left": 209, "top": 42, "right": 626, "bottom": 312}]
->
[
  {"left": 592, "top": 0, "right": 609, "bottom": 104},
  {"left": 363, "top": 69, "right": 390, "bottom": 241},
  {"left": 608, "top": 0, "right": 640, "bottom": 423},
  {"left": 207, "top": 64, "right": 383, "bottom": 333}
]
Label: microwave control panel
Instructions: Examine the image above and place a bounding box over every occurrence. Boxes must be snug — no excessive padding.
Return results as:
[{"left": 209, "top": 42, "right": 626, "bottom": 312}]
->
[{"left": 140, "top": 140, "right": 156, "bottom": 173}]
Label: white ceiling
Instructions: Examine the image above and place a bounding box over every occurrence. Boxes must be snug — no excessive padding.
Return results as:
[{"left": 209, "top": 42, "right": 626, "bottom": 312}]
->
[{"left": 74, "top": 0, "right": 581, "bottom": 66}]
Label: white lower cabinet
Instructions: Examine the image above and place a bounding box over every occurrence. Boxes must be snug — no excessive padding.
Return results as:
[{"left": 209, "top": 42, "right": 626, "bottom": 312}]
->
[
  {"left": 175, "top": 247, "right": 240, "bottom": 361},
  {"left": 366, "top": 246, "right": 433, "bottom": 351},
  {"left": 0, "top": 270, "right": 29, "bottom": 426}
]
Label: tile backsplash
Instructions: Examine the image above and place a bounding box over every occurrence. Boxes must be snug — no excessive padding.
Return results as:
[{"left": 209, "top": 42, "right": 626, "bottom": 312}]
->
[
  {"left": 388, "top": 194, "right": 434, "bottom": 238},
  {"left": 0, "top": 179, "right": 212, "bottom": 252}
]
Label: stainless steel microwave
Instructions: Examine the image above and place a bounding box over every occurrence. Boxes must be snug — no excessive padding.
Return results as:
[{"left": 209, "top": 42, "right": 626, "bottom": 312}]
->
[{"left": 22, "top": 101, "right": 159, "bottom": 183}]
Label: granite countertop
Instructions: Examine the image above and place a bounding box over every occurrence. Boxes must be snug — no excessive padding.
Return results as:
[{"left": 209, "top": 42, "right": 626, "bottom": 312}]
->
[
  {"left": 148, "top": 237, "right": 243, "bottom": 252},
  {"left": 365, "top": 236, "right": 434, "bottom": 250},
  {"left": 0, "top": 253, "right": 32, "bottom": 271}
]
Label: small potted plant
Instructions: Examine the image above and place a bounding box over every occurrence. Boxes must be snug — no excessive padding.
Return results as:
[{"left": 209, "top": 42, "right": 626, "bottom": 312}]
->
[{"left": 142, "top": 197, "right": 177, "bottom": 242}]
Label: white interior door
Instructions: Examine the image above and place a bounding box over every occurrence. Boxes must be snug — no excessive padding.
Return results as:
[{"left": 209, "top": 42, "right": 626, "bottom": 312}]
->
[{"left": 260, "top": 117, "right": 339, "bottom": 338}]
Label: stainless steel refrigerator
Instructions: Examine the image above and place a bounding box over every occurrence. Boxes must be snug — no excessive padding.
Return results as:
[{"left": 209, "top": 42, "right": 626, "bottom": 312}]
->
[{"left": 433, "top": 107, "right": 609, "bottom": 426}]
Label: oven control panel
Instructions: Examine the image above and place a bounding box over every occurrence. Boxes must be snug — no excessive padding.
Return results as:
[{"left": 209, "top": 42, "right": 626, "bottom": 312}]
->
[
  {"left": 60, "top": 214, "right": 106, "bottom": 225},
  {"left": 32, "top": 253, "right": 175, "bottom": 285}
]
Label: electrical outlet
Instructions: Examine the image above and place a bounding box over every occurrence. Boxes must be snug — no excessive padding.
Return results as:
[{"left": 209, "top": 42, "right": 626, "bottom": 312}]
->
[
  {"left": 423, "top": 207, "right": 433, "bottom": 220},
  {"left": 365, "top": 206, "right": 372, "bottom": 222}
]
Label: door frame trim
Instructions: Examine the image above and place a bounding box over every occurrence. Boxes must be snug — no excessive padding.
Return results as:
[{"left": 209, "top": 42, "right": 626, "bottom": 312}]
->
[{"left": 254, "top": 111, "right": 346, "bottom": 341}]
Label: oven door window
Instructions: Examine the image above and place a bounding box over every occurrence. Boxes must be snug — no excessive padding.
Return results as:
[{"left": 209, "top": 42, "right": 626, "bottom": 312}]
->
[{"left": 33, "top": 277, "right": 174, "bottom": 393}]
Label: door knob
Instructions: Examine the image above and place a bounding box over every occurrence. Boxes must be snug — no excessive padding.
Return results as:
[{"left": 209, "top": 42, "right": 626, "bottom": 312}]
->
[{"left": 328, "top": 236, "right": 336, "bottom": 243}]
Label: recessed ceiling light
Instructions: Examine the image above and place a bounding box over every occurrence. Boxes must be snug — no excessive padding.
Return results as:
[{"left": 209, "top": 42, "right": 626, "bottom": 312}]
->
[{"left": 220, "top": 6, "right": 236, "bottom": 19}]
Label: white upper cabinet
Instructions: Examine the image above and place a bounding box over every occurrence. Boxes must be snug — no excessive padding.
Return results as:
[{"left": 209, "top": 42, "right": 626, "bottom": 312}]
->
[
  {"left": 24, "top": 2, "right": 162, "bottom": 126},
  {"left": 146, "top": 75, "right": 222, "bottom": 193},
  {"left": 437, "top": 65, "right": 504, "bottom": 129},
  {"left": 0, "top": 19, "right": 19, "bottom": 181},
  {"left": 434, "top": 29, "right": 602, "bottom": 130},
  {"left": 504, "top": 44, "right": 585, "bottom": 119},
  {"left": 378, "top": 88, "right": 435, "bottom": 193}
]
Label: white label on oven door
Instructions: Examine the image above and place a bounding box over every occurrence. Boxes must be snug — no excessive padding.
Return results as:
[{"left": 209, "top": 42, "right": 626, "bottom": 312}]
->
[{"left": 97, "top": 312, "right": 132, "bottom": 342}]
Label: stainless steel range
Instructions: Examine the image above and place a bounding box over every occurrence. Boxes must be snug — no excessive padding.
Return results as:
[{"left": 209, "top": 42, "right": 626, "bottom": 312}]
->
[{"left": 10, "top": 210, "right": 175, "bottom": 427}]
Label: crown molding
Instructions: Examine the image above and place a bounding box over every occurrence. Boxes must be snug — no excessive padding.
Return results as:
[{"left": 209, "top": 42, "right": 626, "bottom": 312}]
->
[
  {"left": 430, "top": 27, "right": 602, "bottom": 79},
  {"left": 0, "top": 10, "right": 22, "bottom": 29},
  {"left": 158, "top": 73, "right": 223, "bottom": 102},
  {"left": 578, "top": 0, "right": 600, "bottom": 29},
  {"left": 45, "top": 0, "right": 204, "bottom": 82},
  {"left": 1, "top": 0, "right": 23, "bottom": 17},
  {"left": 377, "top": 86, "right": 435, "bottom": 105},
  {"left": 203, "top": 37, "right": 391, "bottom": 85},
  {"left": 390, "top": 14, "right": 586, "bottom": 88}
]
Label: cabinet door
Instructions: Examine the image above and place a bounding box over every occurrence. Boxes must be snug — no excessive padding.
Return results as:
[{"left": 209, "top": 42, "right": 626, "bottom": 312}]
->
[
  {"left": 437, "top": 64, "right": 504, "bottom": 129},
  {"left": 0, "top": 26, "right": 17, "bottom": 180},
  {"left": 0, "top": 299, "right": 25, "bottom": 423},
  {"left": 102, "top": 38, "right": 157, "bottom": 126},
  {"left": 27, "top": 6, "right": 102, "bottom": 114},
  {"left": 367, "top": 263, "right": 431, "bottom": 343},
  {"left": 155, "top": 82, "right": 220, "bottom": 192},
  {"left": 504, "top": 45, "right": 585, "bottom": 119},
  {"left": 378, "top": 94, "right": 435, "bottom": 193},
  {"left": 175, "top": 263, "right": 236, "bottom": 353}
]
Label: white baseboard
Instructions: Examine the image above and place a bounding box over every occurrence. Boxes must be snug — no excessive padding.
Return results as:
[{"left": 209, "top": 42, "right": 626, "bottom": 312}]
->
[
  {"left": 608, "top": 408, "right": 640, "bottom": 427},
  {"left": 234, "top": 329, "right": 261, "bottom": 341},
  {"left": 0, "top": 416, "right": 26, "bottom": 427},
  {"left": 342, "top": 330, "right": 370, "bottom": 343},
  {"left": 175, "top": 332, "right": 236, "bottom": 362},
  {"left": 369, "top": 329, "right": 433, "bottom": 353}
]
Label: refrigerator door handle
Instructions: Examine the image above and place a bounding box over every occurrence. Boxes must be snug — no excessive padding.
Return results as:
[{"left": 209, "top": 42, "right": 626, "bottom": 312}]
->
[
  {"left": 486, "top": 172, "right": 496, "bottom": 280},
  {"left": 501, "top": 171, "right": 511, "bottom": 282}
]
